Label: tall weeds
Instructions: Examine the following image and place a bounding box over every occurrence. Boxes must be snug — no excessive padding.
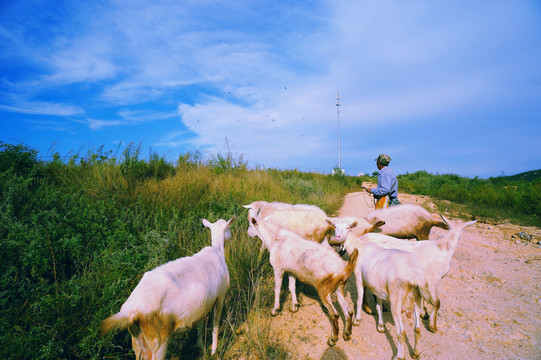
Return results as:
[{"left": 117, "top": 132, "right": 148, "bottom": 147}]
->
[{"left": 0, "top": 142, "right": 358, "bottom": 359}]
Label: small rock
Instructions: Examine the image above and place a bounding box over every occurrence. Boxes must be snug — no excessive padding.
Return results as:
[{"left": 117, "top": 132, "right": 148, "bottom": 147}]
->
[{"left": 516, "top": 231, "right": 532, "bottom": 241}]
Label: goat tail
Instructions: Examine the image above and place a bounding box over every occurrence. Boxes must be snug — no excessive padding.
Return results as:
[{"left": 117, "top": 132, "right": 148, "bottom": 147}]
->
[
  {"left": 320, "top": 249, "right": 359, "bottom": 294},
  {"left": 101, "top": 311, "right": 137, "bottom": 336}
]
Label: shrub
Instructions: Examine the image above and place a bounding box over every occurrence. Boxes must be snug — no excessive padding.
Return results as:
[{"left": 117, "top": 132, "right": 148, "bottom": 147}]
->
[
  {"left": 399, "top": 170, "right": 541, "bottom": 226},
  {"left": 119, "top": 142, "right": 175, "bottom": 188},
  {"left": 0, "top": 142, "right": 40, "bottom": 176}
]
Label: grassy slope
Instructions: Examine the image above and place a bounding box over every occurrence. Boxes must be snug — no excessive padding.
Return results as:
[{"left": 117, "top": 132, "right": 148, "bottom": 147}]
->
[{"left": 1, "top": 142, "right": 538, "bottom": 359}]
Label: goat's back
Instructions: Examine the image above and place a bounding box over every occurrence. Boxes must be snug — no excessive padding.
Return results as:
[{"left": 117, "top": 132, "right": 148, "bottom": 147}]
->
[
  {"left": 259, "top": 202, "right": 329, "bottom": 241},
  {"left": 115, "top": 247, "right": 229, "bottom": 329},
  {"left": 271, "top": 230, "right": 347, "bottom": 285},
  {"left": 354, "top": 240, "right": 426, "bottom": 298},
  {"left": 367, "top": 204, "right": 446, "bottom": 239},
  {"left": 361, "top": 233, "right": 448, "bottom": 283}
]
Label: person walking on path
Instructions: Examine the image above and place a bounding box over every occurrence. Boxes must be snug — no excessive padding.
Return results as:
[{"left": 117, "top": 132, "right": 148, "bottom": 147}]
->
[{"left": 365, "top": 154, "right": 400, "bottom": 209}]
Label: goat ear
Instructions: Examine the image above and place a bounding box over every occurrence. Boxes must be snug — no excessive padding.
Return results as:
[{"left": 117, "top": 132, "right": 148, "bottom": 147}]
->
[
  {"left": 228, "top": 215, "right": 237, "bottom": 224},
  {"left": 251, "top": 217, "right": 258, "bottom": 225},
  {"left": 350, "top": 221, "right": 358, "bottom": 228},
  {"left": 325, "top": 219, "right": 333, "bottom": 226},
  {"left": 202, "top": 219, "right": 212, "bottom": 228}
]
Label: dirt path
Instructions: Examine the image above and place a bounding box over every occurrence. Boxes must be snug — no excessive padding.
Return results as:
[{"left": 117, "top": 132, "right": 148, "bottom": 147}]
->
[{"left": 237, "top": 192, "right": 541, "bottom": 359}]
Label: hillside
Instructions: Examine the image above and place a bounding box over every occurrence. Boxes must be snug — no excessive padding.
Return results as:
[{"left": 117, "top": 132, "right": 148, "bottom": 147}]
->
[{"left": 496, "top": 169, "right": 541, "bottom": 182}]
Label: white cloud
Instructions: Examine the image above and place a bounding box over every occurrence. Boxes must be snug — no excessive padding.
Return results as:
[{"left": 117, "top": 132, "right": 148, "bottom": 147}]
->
[
  {"left": 84, "top": 109, "right": 177, "bottom": 130},
  {"left": 176, "top": 82, "right": 339, "bottom": 170},
  {"left": 45, "top": 48, "right": 119, "bottom": 84},
  {"left": 86, "top": 119, "right": 124, "bottom": 130},
  {"left": 118, "top": 109, "right": 177, "bottom": 122},
  {"left": 154, "top": 130, "right": 191, "bottom": 148},
  {"left": 0, "top": 101, "right": 83, "bottom": 116}
]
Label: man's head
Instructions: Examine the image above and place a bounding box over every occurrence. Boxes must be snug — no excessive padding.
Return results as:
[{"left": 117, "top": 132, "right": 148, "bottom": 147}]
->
[{"left": 375, "top": 154, "right": 391, "bottom": 167}]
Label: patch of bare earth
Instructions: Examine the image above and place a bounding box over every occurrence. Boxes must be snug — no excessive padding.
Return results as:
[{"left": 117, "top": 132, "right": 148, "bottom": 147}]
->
[{"left": 232, "top": 191, "right": 541, "bottom": 359}]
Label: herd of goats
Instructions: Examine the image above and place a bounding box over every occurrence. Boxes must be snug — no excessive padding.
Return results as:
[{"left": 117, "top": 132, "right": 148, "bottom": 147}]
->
[{"left": 101, "top": 201, "right": 477, "bottom": 360}]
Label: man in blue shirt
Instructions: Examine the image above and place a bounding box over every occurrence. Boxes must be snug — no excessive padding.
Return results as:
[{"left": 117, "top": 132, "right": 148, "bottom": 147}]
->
[{"left": 365, "top": 154, "right": 400, "bottom": 208}]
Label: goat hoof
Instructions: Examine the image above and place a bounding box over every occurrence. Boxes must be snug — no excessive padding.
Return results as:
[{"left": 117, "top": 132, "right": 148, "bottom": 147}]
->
[
  {"left": 271, "top": 309, "right": 279, "bottom": 317},
  {"left": 392, "top": 356, "right": 405, "bottom": 360},
  {"left": 429, "top": 325, "right": 437, "bottom": 333},
  {"left": 377, "top": 324, "right": 385, "bottom": 333},
  {"left": 289, "top": 304, "right": 299, "bottom": 313},
  {"left": 411, "top": 351, "right": 421, "bottom": 359},
  {"left": 343, "top": 333, "right": 351, "bottom": 341},
  {"left": 353, "top": 318, "right": 361, "bottom": 326},
  {"left": 327, "top": 338, "right": 336, "bottom": 347}
]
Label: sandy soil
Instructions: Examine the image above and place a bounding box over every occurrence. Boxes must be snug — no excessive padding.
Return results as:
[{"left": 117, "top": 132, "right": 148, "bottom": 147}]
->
[{"left": 233, "top": 191, "right": 541, "bottom": 359}]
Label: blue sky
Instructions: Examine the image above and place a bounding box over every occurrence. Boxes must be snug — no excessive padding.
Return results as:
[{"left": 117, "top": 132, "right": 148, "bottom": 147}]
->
[{"left": 1, "top": 0, "right": 540, "bottom": 178}]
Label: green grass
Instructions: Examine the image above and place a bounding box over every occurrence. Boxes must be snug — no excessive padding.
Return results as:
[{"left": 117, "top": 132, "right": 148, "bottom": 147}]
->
[
  {"left": 1, "top": 141, "right": 539, "bottom": 359},
  {"left": 0, "top": 142, "right": 360, "bottom": 359},
  {"left": 399, "top": 170, "right": 541, "bottom": 226}
]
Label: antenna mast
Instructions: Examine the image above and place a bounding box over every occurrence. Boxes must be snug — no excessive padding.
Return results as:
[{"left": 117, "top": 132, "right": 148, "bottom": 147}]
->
[{"left": 336, "top": 88, "right": 341, "bottom": 170}]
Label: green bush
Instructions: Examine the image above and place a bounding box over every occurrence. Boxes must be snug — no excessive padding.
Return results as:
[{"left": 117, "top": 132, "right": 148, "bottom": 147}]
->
[
  {"left": 0, "top": 142, "right": 40, "bottom": 176},
  {"left": 399, "top": 171, "right": 541, "bottom": 226},
  {"left": 0, "top": 142, "right": 358, "bottom": 359},
  {"left": 120, "top": 142, "right": 176, "bottom": 187}
]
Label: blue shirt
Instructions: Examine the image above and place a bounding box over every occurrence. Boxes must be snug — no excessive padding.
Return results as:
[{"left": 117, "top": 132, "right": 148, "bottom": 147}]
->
[{"left": 370, "top": 166, "right": 398, "bottom": 198}]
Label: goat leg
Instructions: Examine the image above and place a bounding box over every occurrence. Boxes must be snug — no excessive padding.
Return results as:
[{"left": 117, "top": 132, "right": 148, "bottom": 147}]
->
[{"left": 288, "top": 275, "right": 299, "bottom": 312}]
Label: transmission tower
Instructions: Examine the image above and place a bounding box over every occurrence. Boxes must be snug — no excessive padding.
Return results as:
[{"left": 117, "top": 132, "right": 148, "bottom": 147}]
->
[{"left": 336, "top": 89, "right": 342, "bottom": 170}]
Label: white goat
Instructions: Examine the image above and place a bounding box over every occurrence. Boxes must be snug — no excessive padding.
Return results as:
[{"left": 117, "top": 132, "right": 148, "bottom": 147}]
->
[
  {"left": 247, "top": 210, "right": 359, "bottom": 346},
  {"left": 245, "top": 201, "right": 332, "bottom": 242},
  {"left": 361, "top": 217, "right": 477, "bottom": 333},
  {"left": 101, "top": 216, "right": 236, "bottom": 360},
  {"left": 243, "top": 204, "right": 377, "bottom": 316},
  {"left": 244, "top": 201, "right": 382, "bottom": 247},
  {"left": 330, "top": 221, "right": 439, "bottom": 360},
  {"left": 366, "top": 203, "right": 450, "bottom": 240}
]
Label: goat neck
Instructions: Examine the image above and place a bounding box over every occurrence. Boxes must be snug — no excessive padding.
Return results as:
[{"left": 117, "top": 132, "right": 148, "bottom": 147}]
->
[
  {"left": 334, "top": 232, "right": 359, "bottom": 257},
  {"left": 437, "top": 219, "right": 477, "bottom": 253},
  {"left": 203, "top": 217, "right": 236, "bottom": 255},
  {"left": 250, "top": 215, "right": 279, "bottom": 251}
]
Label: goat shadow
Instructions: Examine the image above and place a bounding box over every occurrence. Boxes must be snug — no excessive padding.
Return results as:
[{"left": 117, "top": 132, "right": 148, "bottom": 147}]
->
[
  {"left": 345, "top": 272, "right": 426, "bottom": 359},
  {"left": 281, "top": 275, "right": 353, "bottom": 327},
  {"left": 320, "top": 346, "right": 348, "bottom": 360},
  {"left": 166, "top": 326, "right": 202, "bottom": 360}
]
